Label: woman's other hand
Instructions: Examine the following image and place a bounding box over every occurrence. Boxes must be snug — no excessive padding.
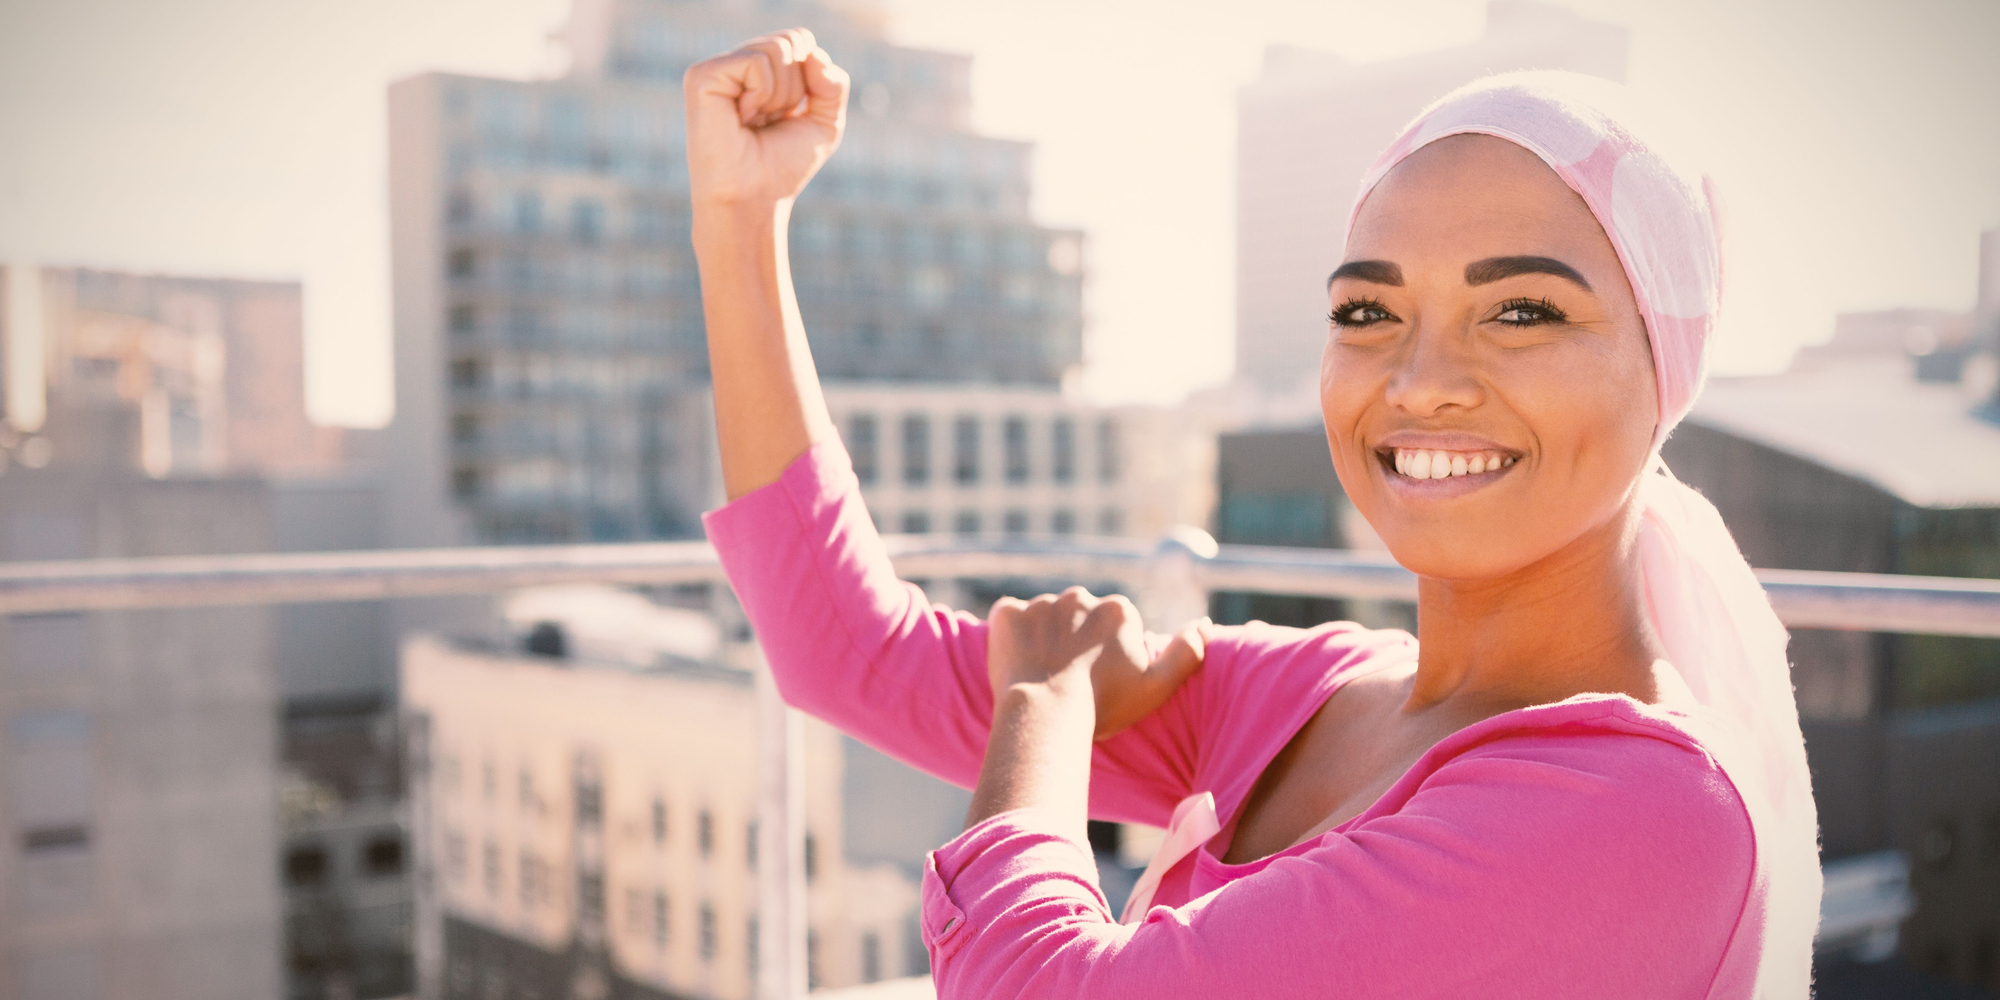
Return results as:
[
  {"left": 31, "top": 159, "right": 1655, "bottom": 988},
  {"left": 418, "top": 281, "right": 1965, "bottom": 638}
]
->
[
  {"left": 684, "top": 28, "right": 849, "bottom": 209},
  {"left": 987, "top": 588, "right": 1209, "bottom": 741}
]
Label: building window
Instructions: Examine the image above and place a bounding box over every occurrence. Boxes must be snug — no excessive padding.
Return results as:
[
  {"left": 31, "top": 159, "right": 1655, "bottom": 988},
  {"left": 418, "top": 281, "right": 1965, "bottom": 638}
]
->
[
  {"left": 483, "top": 841, "right": 502, "bottom": 896},
  {"left": 748, "top": 917, "right": 760, "bottom": 978},
  {"left": 953, "top": 416, "right": 981, "bottom": 484},
  {"left": 578, "top": 872, "right": 606, "bottom": 924},
  {"left": 654, "top": 891, "right": 669, "bottom": 948},
  {"left": 697, "top": 809, "right": 714, "bottom": 858},
  {"left": 862, "top": 931, "right": 882, "bottom": 983},
  {"left": 900, "top": 510, "right": 930, "bottom": 535},
  {"left": 699, "top": 903, "right": 718, "bottom": 961},
  {"left": 1096, "top": 417, "right": 1121, "bottom": 483},
  {"left": 1003, "top": 415, "right": 1030, "bottom": 484},
  {"left": 848, "top": 414, "right": 879, "bottom": 486},
  {"left": 1098, "top": 508, "right": 1123, "bottom": 536},
  {"left": 444, "top": 831, "right": 467, "bottom": 882},
  {"left": 519, "top": 852, "right": 540, "bottom": 908},
  {"left": 514, "top": 191, "right": 544, "bottom": 234},
  {"left": 633, "top": 205, "right": 666, "bottom": 243},
  {"left": 448, "top": 248, "right": 477, "bottom": 279},
  {"left": 363, "top": 834, "right": 403, "bottom": 877},
  {"left": 1051, "top": 417, "right": 1075, "bottom": 484},
  {"left": 808, "top": 928, "right": 823, "bottom": 991},
  {"left": 1051, "top": 508, "right": 1076, "bottom": 535},
  {"left": 954, "top": 511, "right": 981, "bottom": 537},
  {"left": 746, "top": 821, "right": 758, "bottom": 870},
  {"left": 1003, "top": 509, "right": 1029, "bottom": 537},
  {"left": 652, "top": 799, "right": 667, "bottom": 843},
  {"left": 449, "top": 304, "right": 477, "bottom": 335},
  {"left": 805, "top": 832, "right": 819, "bottom": 884},
  {"left": 450, "top": 358, "right": 483, "bottom": 388},
  {"left": 519, "top": 768, "right": 534, "bottom": 810},
  {"left": 901, "top": 415, "right": 930, "bottom": 486},
  {"left": 286, "top": 845, "right": 328, "bottom": 887},
  {"left": 571, "top": 198, "right": 605, "bottom": 244}
]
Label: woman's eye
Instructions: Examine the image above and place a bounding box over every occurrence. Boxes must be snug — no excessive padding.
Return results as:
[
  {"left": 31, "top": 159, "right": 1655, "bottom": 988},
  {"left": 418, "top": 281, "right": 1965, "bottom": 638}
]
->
[
  {"left": 1494, "top": 298, "right": 1567, "bottom": 326},
  {"left": 1329, "top": 301, "right": 1392, "bottom": 328}
]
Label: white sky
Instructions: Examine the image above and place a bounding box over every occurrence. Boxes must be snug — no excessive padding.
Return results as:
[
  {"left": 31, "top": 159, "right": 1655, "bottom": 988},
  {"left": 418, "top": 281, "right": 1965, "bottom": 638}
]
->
[{"left": 1, "top": 0, "right": 1995, "bottom": 427}]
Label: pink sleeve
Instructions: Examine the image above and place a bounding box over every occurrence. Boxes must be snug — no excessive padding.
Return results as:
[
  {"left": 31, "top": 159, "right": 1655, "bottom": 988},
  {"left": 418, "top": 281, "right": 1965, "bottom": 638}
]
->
[
  {"left": 702, "top": 440, "right": 1202, "bottom": 826},
  {"left": 919, "top": 731, "right": 1758, "bottom": 1000}
]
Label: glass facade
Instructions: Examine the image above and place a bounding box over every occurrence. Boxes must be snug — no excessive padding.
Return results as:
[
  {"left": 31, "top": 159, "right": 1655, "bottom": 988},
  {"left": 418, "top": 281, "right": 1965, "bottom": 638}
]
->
[{"left": 420, "top": 0, "right": 1083, "bottom": 545}]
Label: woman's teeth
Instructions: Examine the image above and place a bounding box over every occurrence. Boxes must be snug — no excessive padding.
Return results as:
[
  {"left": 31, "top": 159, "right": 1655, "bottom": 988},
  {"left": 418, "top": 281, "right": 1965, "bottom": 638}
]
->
[{"left": 1391, "top": 449, "right": 1517, "bottom": 480}]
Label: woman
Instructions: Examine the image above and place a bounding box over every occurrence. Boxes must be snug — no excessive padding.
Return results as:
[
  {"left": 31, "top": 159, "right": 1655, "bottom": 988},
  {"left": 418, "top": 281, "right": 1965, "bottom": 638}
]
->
[{"left": 687, "top": 29, "right": 1819, "bottom": 999}]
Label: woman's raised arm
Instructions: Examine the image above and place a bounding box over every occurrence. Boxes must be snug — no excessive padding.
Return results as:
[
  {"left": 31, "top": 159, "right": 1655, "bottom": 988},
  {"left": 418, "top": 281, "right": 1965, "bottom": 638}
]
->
[
  {"left": 686, "top": 32, "right": 1207, "bottom": 823},
  {"left": 685, "top": 28, "right": 846, "bottom": 499}
]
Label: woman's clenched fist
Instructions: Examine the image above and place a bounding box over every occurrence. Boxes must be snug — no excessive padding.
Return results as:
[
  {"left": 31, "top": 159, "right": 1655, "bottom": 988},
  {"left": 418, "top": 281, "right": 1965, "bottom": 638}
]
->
[
  {"left": 987, "top": 587, "right": 1210, "bottom": 741},
  {"left": 683, "top": 28, "right": 849, "bottom": 208}
]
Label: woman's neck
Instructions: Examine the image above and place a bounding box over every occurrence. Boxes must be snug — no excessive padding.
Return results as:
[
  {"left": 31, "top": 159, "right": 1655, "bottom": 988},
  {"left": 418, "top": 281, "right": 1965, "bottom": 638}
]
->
[{"left": 1407, "top": 497, "right": 1666, "bottom": 714}]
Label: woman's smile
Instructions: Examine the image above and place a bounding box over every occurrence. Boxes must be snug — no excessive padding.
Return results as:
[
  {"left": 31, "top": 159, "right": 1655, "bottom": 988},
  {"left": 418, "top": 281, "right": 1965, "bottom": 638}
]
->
[{"left": 1372, "top": 430, "right": 1524, "bottom": 501}]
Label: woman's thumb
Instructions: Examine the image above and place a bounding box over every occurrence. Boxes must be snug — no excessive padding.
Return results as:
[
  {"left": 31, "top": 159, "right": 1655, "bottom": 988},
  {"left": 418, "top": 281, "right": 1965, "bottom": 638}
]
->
[{"left": 1146, "top": 616, "right": 1211, "bottom": 688}]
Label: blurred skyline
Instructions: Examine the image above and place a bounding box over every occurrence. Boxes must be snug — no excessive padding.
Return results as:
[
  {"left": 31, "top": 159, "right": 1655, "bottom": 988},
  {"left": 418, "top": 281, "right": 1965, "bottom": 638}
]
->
[{"left": 1, "top": 0, "right": 1996, "bottom": 428}]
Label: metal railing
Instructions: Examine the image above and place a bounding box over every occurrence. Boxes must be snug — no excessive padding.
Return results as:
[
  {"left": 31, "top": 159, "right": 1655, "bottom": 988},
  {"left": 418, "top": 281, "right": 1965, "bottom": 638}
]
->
[
  {"left": 3, "top": 533, "right": 1996, "bottom": 636},
  {"left": 2, "top": 532, "right": 1993, "bottom": 995}
]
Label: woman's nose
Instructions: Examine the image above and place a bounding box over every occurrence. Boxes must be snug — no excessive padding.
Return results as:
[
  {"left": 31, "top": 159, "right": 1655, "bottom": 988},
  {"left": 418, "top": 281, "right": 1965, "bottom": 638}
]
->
[{"left": 1382, "top": 324, "right": 1484, "bottom": 417}]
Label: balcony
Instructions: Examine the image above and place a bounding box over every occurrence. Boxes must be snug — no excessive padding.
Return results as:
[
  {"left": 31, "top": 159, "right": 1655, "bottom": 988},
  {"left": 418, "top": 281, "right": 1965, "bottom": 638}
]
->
[{"left": 3, "top": 533, "right": 1993, "bottom": 998}]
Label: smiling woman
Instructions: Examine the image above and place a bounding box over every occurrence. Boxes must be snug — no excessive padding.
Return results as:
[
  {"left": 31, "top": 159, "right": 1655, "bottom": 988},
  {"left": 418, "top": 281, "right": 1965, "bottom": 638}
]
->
[{"left": 687, "top": 29, "right": 1815, "bottom": 999}]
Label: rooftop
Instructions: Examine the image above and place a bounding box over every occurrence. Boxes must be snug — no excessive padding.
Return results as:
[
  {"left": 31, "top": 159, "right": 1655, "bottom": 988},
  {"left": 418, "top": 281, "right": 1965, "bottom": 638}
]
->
[{"left": 1686, "top": 360, "right": 2000, "bottom": 510}]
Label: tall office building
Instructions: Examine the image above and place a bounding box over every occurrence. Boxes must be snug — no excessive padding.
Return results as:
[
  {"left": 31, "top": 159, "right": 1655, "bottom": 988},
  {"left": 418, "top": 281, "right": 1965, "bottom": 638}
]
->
[
  {"left": 387, "top": 0, "right": 1086, "bottom": 548},
  {"left": 1233, "top": 1, "right": 1627, "bottom": 396}
]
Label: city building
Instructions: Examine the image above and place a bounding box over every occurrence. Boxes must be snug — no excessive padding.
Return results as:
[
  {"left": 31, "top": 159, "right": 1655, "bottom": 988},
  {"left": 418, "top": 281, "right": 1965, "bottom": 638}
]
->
[
  {"left": 401, "top": 618, "right": 920, "bottom": 1000},
  {"left": 281, "top": 695, "right": 413, "bottom": 1000},
  {"left": 1663, "top": 339, "right": 2000, "bottom": 992},
  {"left": 0, "top": 397, "right": 283, "bottom": 1000},
  {"left": 385, "top": 0, "right": 1086, "bottom": 549},
  {"left": 1232, "top": 0, "right": 1627, "bottom": 399},
  {"left": 1205, "top": 425, "right": 1409, "bottom": 634},
  {"left": 0, "top": 264, "right": 347, "bottom": 478},
  {"left": 823, "top": 383, "right": 1212, "bottom": 546}
]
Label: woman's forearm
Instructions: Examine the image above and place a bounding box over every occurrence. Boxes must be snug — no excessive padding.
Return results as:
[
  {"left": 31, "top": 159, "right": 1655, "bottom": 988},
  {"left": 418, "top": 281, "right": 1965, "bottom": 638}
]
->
[
  {"left": 692, "top": 199, "right": 837, "bottom": 500},
  {"left": 965, "top": 681, "right": 1095, "bottom": 839}
]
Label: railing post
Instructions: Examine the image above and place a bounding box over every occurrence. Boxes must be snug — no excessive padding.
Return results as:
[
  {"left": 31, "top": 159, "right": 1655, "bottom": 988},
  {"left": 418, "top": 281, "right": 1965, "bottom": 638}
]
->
[
  {"left": 1142, "top": 525, "right": 1219, "bottom": 633},
  {"left": 753, "top": 645, "right": 807, "bottom": 1000}
]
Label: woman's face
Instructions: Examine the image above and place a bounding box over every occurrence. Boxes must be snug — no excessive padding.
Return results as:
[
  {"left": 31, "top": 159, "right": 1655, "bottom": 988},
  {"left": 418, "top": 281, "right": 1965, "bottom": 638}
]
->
[{"left": 1322, "top": 133, "right": 1658, "bottom": 581}]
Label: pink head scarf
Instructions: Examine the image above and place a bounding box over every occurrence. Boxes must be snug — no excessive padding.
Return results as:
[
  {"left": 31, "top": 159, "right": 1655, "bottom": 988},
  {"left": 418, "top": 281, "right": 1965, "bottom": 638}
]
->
[{"left": 1349, "top": 71, "right": 1821, "bottom": 996}]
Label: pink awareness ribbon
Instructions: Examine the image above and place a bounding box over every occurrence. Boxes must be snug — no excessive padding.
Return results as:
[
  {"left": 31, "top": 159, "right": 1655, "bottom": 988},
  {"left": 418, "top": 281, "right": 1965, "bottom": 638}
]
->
[{"left": 1119, "top": 791, "right": 1222, "bottom": 924}]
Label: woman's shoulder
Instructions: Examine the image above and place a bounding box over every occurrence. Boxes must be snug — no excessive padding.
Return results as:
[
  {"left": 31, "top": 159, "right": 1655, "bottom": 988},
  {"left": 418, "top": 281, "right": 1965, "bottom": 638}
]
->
[
  {"left": 1205, "top": 618, "right": 1418, "bottom": 684},
  {"left": 1411, "top": 695, "right": 1757, "bottom": 857}
]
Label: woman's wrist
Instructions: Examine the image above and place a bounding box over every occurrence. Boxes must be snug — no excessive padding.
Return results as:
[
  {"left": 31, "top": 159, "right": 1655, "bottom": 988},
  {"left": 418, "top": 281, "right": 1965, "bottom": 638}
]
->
[
  {"left": 965, "top": 679, "right": 1096, "bottom": 835},
  {"left": 691, "top": 198, "right": 790, "bottom": 253}
]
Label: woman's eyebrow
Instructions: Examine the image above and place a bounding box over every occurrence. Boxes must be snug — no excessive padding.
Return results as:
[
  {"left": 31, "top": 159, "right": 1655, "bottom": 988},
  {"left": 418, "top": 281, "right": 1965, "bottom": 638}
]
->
[
  {"left": 1464, "top": 255, "right": 1592, "bottom": 291},
  {"left": 1326, "top": 259, "right": 1403, "bottom": 289}
]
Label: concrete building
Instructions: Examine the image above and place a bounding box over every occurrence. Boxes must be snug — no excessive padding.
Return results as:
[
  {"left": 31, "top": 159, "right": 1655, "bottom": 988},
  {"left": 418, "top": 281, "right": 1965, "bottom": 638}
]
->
[
  {"left": 0, "top": 264, "right": 347, "bottom": 478},
  {"left": 386, "top": 0, "right": 1085, "bottom": 549},
  {"left": 1205, "top": 425, "right": 1410, "bottom": 634},
  {"left": 1663, "top": 338, "right": 2000, "bottom": 992},
  {"left": 0, "top": 399, "right": 283, "bottom": 1000},
  {"left": 1233, "top": 1, "right": 1627, "bottom": 398},
  {"left": 401, "top": 623, "right": 919, "bottom": 1000},
  {"left": 823, "top": 383, "right": 1212, "bottom": 544},
  {"left": 281, "top": 696, "right": 413, "bottom": 1000}
]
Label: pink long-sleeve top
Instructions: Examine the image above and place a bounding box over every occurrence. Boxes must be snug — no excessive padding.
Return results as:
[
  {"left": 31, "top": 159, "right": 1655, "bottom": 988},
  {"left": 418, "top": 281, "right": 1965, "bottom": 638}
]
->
[{"left": 704, "top": 441, "right": 1766, "bottom": 999}]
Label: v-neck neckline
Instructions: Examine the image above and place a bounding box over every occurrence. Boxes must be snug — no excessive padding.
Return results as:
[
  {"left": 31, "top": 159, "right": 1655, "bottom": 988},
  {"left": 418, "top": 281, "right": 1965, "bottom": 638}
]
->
[
  {"left": 1202, "top": 651, "right": 1409, "bottom": 869},
  {"left": 1200, "top": 653, "right": 1680, "bottom": 873}
]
